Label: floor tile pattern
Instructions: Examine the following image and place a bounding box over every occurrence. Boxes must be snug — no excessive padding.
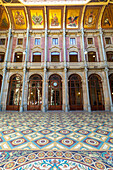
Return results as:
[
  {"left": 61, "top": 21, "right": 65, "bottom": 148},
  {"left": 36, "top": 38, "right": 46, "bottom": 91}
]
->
[
  {"left": 0, "top": 150, "right": 113, "bottom": 170},
  {"left": 0, "top": 112, "right": 113, "bottom": 150}
]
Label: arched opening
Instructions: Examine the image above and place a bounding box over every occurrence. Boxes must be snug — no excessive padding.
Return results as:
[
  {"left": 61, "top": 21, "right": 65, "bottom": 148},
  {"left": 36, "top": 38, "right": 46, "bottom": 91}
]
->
[
  {"left": 68, "top": 74, "right": 83, "bottom": 110},
  {"left": 88, "top": 74, "right": 105, "bottom": 111},
  {"left": 6, "top": 74, "right": 22, "bottom": 111},
  {"left": 48, "top": 74, "right": 62, "bottom": 110},
  {"left": 69, "top": 52, "right": 78, "bottom": 62},
  {"left": 0, "top": 75, "right": 2, "bottom": 92},
  {"left": 51, "top": 52, "right": 60, "bottom": 62},
  {"left": 88, "top": 51, "right": 97, "bottom": 62},
  {"left": 14, "top": 52, "right": 23, "bottom": 62},
  {"left": 32, "top": 52, "right": 41, "bottom": 62},
  {"left": 27, "top": 74, "right": 42, "bottom": 110},
  {"left": 106, "top": 51, "right": 113, "bottom": 62},
  {"left": 0, "top": 52, "right": 5, "bottom": 62},
  {"left": 109, "top": 74, "right": 113, "bottom": 103}
]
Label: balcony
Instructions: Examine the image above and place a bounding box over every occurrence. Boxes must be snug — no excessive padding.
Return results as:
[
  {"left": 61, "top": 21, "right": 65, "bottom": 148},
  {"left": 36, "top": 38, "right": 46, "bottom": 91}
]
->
[
  {"left": 47, "top": 62, "right": 64, "bottom": 69},
  {"left": 7, "top": 62, "right": 24, "bottom": 69},
  {"left": 87, "top": 62, "right": 104, "bottom": 69},
  {"left": 27, "top": 62, "right": 44, "bottom": 69},
  {"left": 67, "top": 62, "right": 84, "bottom": 69}
]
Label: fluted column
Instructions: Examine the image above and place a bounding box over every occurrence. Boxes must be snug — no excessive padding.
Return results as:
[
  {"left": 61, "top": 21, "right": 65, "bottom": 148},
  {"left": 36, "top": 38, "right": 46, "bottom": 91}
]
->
[
  {"left": 100, "top": 28, "right": 113, "bottom": 111},
  {"left": 0, "top": 28, "right": 12, "bottom": 111},
  {"left": 20, "top": 28, "right": 29, "bottom": 112},
  {"left": 43, "top": 6, "right": 47, "bottom": 112},
  {"left": 63, "top": 6, "right": 68, "bottom": 112},
  {"left": 81, "top": 28, "right": 91, "bottom": 112}
]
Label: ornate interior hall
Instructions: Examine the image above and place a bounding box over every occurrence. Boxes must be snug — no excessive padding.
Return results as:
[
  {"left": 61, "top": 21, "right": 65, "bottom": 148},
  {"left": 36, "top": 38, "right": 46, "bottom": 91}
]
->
[{"left": 0, "top": 0, "right": 113, "bottom": 169}]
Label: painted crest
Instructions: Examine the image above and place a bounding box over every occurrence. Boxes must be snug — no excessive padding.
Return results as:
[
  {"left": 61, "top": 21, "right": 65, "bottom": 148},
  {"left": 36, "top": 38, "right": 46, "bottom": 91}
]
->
[
  {"left": 85, "top": 11, "right": 96, "bottom": 26},
  {"left": 14, "top": 11, "right": 25, "bottom": 25},
  {"left": 32, "top": 14, "right": 43, "bottom": 25},
  {"left": 67, "top": 16, "right": 79, "bottom": 27}
]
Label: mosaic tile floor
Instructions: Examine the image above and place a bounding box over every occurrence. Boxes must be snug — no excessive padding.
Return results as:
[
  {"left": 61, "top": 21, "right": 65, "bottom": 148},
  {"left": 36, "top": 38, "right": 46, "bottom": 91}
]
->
[
  {"left": 0, "top": 150, "right": 113, "bottom": 169},
  {"left": 0, "top": 111, "right": 113, "bottom": 151}
]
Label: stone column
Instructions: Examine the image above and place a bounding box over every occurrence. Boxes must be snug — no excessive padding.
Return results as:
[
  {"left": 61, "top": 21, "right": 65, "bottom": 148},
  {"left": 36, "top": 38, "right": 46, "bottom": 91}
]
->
[
  {"left": 100, "top": 28, "right": 113, "bottom": 111},
  {"left": 0, "top": 28, "right": 12, "bottom": 111},
  {"left": 43, "top": 6, "right": 47, "bottom": 112},
  {"left": 63, "top": 6, "right": 68, "bottom": 112},
  {"left": 20, "top": 28, "right": 29, "bottom": 112},
  {"left": 81, "top": 28, "right": 91, "bottom": 112}
]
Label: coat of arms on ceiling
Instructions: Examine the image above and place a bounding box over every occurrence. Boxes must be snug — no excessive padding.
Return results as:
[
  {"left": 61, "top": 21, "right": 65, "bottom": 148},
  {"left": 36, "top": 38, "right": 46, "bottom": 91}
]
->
[
  {"left": 14, "top": 11, "right": 25, "bottom": 25},
  {"left": 84, "top": 8, "right": 100, "bottom": 29},
  {"left": 30, "top": 9, "right": 44, "bottom": 29},
  {"left": 66, "top": 8, "right": 80, "bottom": 29},
  {"left": 0, "top": 6, "right": 9, "bottom": 30},
  {"left": 49, "top": 9, "right": 62, "bottom": 29},
  {"left": 85, "top": 11, "right": 96, "bottom": 26},
  {"left": 12, "top": 9, "right": 26, "bottom": 29}
]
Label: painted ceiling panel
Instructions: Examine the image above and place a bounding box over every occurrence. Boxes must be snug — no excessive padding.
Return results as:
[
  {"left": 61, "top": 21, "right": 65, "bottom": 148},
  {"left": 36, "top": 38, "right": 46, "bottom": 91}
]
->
[
  {"left": 47, "top": 7, "right": 63, "bottom": 30},
  {"left": 66, "top": 7, "right": 83, "bottom": 29},
  {"left": 0, "top": 6, "right": 9, "bottom": 30},
  {"left": 8, "top": 8, "right": 27, "bottom": 30},
  {"left": 84, "top": 6, "right": 102, "bottom": 29},
  {"left": 28, "top": 8, "right": 44, "bottom": 30},
  {"left": 102, "top": 5, "right": 113, "bottom": 29}
]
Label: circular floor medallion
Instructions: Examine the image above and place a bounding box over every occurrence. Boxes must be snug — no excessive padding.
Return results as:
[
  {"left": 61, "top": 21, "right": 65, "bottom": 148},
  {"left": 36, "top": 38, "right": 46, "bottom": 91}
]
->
[
  {"left": 36, "top": 138, "right": 49, "bottom": 146},
  {"left": 12, "top": 138, "right": 26, "bottom": 146},
  {"left": 86, "top": 139, "right": 99, "bottom": 146},
  {"left": 62, "top": 139, "right": 73, "bottom": 145}
]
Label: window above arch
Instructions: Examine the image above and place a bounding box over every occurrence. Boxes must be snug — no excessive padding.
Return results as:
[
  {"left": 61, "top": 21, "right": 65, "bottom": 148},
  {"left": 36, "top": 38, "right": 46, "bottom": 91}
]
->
[
  {"left": 69, "top": 52, "right": 78, "bottom": 62},
  {"left": 33, "top": 52, "right": 41, "bottom": 62},
  {"left": 106, "top": 51, "right": 113, "bottom": 62},
  {"left": 14, "top": 52, "right": 23, "bottom": 62},
  {"left": 88, "top": 51, "right": 97, "bottom": 62},
  {"left": 51, "top": 52, "right": 60, "bottom": 62}
]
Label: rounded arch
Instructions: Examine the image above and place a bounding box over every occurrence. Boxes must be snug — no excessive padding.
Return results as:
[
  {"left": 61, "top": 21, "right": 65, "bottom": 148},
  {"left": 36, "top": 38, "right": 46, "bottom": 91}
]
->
[
  {"left": 88, "top": 73, "right": 105, "bottom": 111},
  {"left": 48, "top": 74, "right": 62, "bottom": 110},
  {"left": 88, "top": 73, "right": 102, "bottom": 81},
  {"left": 49, "top": 74, "right": 62, "bottom": 81},
  {"left": 109, "top": 73, "right": 113, "bottom": 103},
  {"left": 29, "top": 74, "right": 42, "bottom": 81},
  {"left": 27, "top": 74, "right": 42, "bottom": 111},
  {"left": 68, "top": 74, "right": 83, "bottom": 110},
  {"left": 6, "top": 74, "right": 22, "bottom": 111},
  {"left": 68, "top": 74, "right": 82, "bottom": 81},
  {"left": 0, "top": 75, "right": 3, "bottom": 92}
]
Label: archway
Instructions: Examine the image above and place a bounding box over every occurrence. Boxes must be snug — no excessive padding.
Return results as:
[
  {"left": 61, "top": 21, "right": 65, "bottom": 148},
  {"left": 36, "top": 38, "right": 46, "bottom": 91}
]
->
[
  {"left": 88, "top": 74, "right": 105, "bottom": 111},
  {"left": 109, "top": 74, "right": 113, "bottom": 103},
  {"left": 6, "top": 74, "right": 22, "bottom": 111},
  {"left": 0, "top": 75, "right": 2, "bottom": 92},
  {"left": 68, "top": 74, "right": 83, "bottom": 110},
  {"left": 48, "top": 74, "right": 62, "bottom": 110},
  {"left": 27, "top": 74, "right": 42, "bottom": 110}
]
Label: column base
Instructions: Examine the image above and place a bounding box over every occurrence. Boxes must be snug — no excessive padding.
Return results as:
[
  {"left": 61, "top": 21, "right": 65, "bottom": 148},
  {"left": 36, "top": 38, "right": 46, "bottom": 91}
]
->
[
  {"left": 65, "top": 105, "right": 68, "bottom": 112},
  {"left": 88, "top": 105, "right": 91, "bottom": 112},
  {"left": 20, "top": 106, "right": 23, "bottom": 112},
  {"left": 0, "top": 104, "right": 2, "bottom": 111},
  {"left": 111, "top": 105, "right": 113, "bottom": 112},
  {"left": 43, "top": 105, "right": 46, "bottom": 112}
]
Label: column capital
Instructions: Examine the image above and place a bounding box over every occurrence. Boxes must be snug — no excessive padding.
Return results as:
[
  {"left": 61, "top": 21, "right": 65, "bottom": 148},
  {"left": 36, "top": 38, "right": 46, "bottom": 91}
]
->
[
  {"left": 104, "top": 67, "right": 109, "bottom": 73},
  {"left": 99, "top": 28, "right": 103, "bottom": 35}
]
